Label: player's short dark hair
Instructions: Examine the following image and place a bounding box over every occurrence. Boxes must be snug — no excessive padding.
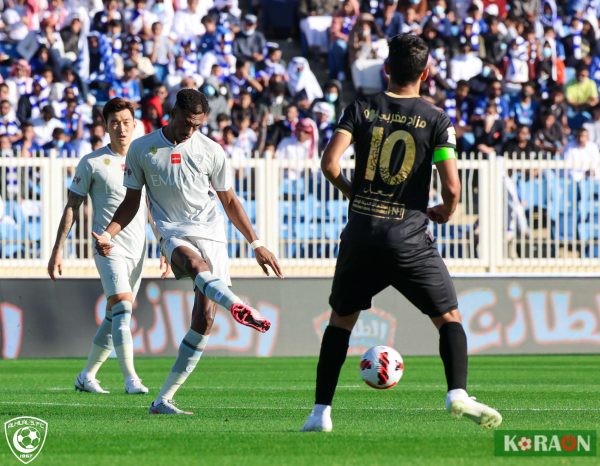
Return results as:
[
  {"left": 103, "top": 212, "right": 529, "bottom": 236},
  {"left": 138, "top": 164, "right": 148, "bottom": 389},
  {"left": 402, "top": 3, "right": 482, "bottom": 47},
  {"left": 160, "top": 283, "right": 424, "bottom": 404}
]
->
[
  {"left": 387, "top": 34, "right": 429, "bottom": 87},
  {"left": 175, "top": 88, "right": 210, "bottom": 115},
  {"left": 102, "top": 97, "right": 135, "bottom": 122}
]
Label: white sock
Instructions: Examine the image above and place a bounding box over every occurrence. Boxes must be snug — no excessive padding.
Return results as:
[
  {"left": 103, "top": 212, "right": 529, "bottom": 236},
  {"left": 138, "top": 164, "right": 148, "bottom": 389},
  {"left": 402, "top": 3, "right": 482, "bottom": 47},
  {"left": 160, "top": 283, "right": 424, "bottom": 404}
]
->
[
  {"left": 194, "top": 271, "right": 242, "bottom": 310},
  {"left": 82, "top": 309, "right": 113, "bottom": 379},
  {"left": 312, "top": 404, "right": 331, "bottom": 417},
  {"left": 111, "top": 301, "right": 138, "bottom": 381},
  {"left": 155, "top": 329, "right": 209, "bottom": 404},
  {"left": 447, "top": 388, "right": 469, "bottom": 403}
]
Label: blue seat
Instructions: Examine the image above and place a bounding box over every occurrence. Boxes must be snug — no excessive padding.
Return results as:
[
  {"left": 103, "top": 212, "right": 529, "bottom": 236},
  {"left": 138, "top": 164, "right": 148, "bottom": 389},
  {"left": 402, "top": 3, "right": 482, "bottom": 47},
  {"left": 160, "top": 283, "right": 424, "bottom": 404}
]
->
[
  {"left": 517, "top": 176, "right": 547, "bottom": 210},
  {"left": 577, "top": 221, "right": 600, "bottom": 242},
  {"left": 582, "top": 244, "right": 600, "bottom": 258},
  {"left": 281, "top": 178, "right": 305, "bottom": 199},
  {"left": 294, "top": 222, "right": 323, "bottom": 240},
  {"left": 548, "top": 176, "right": 577, "bottom": 220},
  {"left": 326, "top": 200, "right": 349, "bottom": 223},
  {"left": 551, "top": 213, "right": 577, "bottom": 241},
  {"left": 0, "top": 223, "right": 23, "bottom": 258}
]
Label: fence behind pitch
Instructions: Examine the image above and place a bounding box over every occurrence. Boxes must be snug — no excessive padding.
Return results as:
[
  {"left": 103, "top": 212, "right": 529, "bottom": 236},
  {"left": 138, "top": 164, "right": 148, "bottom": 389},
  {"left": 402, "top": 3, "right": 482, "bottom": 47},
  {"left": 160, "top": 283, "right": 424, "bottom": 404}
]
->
[{"left": 0, "top": 150, "right": 598, "bottom": 276}]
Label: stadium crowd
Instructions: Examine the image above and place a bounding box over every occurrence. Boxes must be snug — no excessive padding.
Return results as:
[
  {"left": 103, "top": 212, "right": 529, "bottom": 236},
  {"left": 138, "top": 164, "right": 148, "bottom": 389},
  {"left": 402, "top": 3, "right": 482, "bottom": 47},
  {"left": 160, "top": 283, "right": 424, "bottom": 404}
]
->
[{"left": 0, "top": 0, "right": 598, "bottom": 166}]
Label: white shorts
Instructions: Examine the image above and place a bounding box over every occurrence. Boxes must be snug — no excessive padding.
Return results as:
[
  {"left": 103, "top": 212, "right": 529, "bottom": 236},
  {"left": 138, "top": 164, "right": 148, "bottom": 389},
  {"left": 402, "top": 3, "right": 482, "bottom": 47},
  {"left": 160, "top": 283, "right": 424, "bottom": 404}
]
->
[
  {"left": 94, "top": 253, "right": 144, "bottom": 298},
  {"left": 161, "top": 236, "right": 231, "bottom": 285}
]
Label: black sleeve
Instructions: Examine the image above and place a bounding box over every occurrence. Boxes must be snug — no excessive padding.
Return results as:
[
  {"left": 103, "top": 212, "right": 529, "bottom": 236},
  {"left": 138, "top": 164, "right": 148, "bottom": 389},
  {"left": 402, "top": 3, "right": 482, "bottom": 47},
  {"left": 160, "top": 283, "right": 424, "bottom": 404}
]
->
[
  {"left": 433, "top": 111, "right": 457, "bottom": 149},
  {"left": 335, "top": 100, "right": 361, "bottom": 138}
]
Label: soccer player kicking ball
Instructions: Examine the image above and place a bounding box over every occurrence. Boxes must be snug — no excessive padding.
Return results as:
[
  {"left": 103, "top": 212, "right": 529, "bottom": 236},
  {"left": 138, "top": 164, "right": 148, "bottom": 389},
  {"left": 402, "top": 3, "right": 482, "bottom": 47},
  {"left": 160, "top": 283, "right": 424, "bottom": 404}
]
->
[
  {"left": 48, "top": 98, "right": 169, "bottom": 395},
  {"left": 301, "top": 34, "right": 502, "bottom": 432},
  {"left": 94, "top": 89, "right": 283, "bottom": 415}
]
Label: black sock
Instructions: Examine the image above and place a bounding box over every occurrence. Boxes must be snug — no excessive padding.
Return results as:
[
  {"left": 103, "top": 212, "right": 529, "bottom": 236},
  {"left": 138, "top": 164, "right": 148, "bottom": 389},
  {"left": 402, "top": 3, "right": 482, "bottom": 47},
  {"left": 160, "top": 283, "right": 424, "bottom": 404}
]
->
[
  {"left": 315, "top": 325, "right": 351, "bottom": 406},
  {"left": 439, "top": 322, "right": 468, "bottom": 391}
]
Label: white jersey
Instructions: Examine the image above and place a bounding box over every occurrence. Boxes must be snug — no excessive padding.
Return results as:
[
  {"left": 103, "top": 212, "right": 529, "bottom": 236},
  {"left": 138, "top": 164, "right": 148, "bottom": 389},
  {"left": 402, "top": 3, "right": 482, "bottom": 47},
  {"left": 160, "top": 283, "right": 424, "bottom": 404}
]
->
[
  {"left": 124, "top": 129, "right": 233, "bottom": 243},
  {"left": 70, "top": 145, "right": 147, "bottom": 259}
]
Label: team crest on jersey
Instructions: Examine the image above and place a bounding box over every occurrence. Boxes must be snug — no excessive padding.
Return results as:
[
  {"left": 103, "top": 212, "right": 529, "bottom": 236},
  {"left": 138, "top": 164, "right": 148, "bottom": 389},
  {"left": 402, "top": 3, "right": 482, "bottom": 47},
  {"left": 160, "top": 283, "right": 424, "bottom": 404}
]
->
[
  {"left": 73, "top": 175, "right": 81, "bottom": 184},
  {"left": 150, "top": 145, "right": 157, "bottom": 154},
  {"left": 126, "top": 168, "right": 132, "bottom": 176},
  {"left": 103, "top": 158, "right": 110, "bottom": 165}
]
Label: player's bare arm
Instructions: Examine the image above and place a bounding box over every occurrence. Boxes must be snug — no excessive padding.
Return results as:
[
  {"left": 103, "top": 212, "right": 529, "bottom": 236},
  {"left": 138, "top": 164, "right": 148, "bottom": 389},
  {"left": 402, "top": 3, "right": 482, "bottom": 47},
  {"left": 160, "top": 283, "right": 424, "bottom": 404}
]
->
[
  {"left": 428, "top": 158, "right": 461, "bottom": 224},
  {"left": 216, "top": 189, "right": 284, "bottom": 278},
  {"left": 47, "top": 191, "right": 86, "bottom": 280},
  {"left": 93, "top": 188, "right": 143, "bottom": 256},
  {"left": 321, "top": 131, "right": 353, "bottom": 199}
]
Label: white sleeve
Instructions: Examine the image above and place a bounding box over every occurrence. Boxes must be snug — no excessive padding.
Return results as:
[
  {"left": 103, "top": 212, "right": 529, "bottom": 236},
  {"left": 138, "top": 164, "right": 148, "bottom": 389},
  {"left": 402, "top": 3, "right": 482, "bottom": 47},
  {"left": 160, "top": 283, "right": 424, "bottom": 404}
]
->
[
  {"left": 69, "top": 158, "right": 93, "bottom": 196},
  {"left": 209, "top": 143, "right": 233, "bottom": 191},
  {"left": 123, "top": 142, "right": 145, "bottom": 190}
]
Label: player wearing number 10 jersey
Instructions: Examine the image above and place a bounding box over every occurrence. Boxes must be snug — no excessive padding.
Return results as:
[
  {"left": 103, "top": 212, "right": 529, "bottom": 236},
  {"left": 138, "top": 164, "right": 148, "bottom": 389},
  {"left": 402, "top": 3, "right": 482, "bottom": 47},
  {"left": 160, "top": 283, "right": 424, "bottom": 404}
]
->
[{"left": 301, "top": 34, "right": 502, "bottom": 432}]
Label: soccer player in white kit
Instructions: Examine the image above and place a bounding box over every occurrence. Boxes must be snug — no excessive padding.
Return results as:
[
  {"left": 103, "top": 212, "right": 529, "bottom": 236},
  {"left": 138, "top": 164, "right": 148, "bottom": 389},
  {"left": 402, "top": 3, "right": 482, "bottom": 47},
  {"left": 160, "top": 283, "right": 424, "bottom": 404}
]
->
[
  {"left": 94, "top": 89, "right": 283, "bottom": 414},
  {"left": 48, "top": 98, "right": 169, "bottom": 395}
]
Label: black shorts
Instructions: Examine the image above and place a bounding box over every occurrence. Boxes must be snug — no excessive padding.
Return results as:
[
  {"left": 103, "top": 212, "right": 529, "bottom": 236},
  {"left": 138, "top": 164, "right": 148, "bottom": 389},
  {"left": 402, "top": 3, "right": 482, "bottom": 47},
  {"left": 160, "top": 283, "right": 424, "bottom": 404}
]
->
[{"left": 329, "top": 233, "right": 458, "bottom": 318}]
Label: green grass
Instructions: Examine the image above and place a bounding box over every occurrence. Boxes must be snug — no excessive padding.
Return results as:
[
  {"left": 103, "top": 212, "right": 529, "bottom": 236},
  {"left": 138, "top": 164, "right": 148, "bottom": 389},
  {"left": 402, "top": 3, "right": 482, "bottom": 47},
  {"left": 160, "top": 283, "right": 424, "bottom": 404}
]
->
[{"left": 0, "top": 355, "right": 599, "bottom": 466}]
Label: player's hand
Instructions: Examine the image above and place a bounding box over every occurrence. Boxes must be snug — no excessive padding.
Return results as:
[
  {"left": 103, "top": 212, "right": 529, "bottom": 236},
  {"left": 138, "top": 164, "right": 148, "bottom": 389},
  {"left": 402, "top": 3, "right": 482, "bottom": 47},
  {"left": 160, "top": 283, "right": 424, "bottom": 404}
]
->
[
  {"left": 47, "top": 250, "right": 62, "bottom": 281},
  {"left": 254, "top": 247, "right": 284, "bottom": 278},
  {"left": 92, "top": 231, "right": 113, "bottom": 256},
  {"left": 427, "top": 204, "right": 453, "bottom": 224},
  {"left": 159, "top": 255, "right": 171, "bottom": 279}
]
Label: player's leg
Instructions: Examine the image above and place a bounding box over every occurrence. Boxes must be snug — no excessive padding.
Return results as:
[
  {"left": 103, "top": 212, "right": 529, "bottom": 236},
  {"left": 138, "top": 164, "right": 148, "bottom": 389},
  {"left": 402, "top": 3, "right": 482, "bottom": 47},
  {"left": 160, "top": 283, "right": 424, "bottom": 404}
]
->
[
  {"left": 75, "top": 303, "right": 113, "bottom": 394},
  {"left": 150, "top": 290, "right": 213, "bottom": 415},
  {"left": 168, "top": 239, "right": 270, "bottom": 332},
  {"left": 302, "top": 241, "right": 388, "bottom": 432},
  {"left": 391, "top": 237, "right": 502, "bottom": 428}
]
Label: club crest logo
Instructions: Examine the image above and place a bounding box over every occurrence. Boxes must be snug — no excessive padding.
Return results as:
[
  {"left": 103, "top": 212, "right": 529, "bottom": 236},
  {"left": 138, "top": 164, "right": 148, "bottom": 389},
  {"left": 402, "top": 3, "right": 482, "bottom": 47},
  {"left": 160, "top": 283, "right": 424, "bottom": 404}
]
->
[
  {"left": 4, "top": 416, "right": 48, "bottom": 464},
  {"left": 150, "top": 145, "right": 158, "bottom": 154}
]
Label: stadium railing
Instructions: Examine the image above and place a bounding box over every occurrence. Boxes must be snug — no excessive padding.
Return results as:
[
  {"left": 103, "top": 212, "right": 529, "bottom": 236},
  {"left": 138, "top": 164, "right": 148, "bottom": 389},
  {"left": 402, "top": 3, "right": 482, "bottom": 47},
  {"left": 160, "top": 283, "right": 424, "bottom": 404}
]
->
[{"left": 0, "top": 150, "right": 598, "bottom": 277}]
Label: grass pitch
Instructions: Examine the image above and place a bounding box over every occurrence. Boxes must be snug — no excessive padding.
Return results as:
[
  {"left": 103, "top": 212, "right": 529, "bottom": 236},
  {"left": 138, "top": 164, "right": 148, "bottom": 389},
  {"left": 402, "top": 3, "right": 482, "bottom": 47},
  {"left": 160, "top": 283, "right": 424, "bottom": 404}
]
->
[{"left": 0, "top": 355, "right": 599, "bottom": 466}]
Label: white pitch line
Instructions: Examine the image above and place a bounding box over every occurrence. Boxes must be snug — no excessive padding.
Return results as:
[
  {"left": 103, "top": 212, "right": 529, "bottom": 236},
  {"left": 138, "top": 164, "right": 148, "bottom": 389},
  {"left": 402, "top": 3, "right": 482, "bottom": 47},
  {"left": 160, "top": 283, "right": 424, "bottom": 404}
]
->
[{"left": 0, "top": 401, "right": 599, "bottom": 412}]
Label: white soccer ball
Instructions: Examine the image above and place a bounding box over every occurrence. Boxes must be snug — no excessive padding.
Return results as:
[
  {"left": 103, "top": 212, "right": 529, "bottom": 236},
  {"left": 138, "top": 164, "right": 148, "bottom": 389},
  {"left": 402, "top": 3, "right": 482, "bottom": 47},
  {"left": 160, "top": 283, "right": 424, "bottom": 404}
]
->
[{"left": 359, "top": 345, "right": 404, "bottom": 389}]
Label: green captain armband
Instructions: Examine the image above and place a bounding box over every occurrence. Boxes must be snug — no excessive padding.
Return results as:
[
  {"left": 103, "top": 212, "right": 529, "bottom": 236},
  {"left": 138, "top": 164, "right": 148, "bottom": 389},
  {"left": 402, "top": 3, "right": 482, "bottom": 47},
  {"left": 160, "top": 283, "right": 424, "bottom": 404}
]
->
[{"left": 433, "top": 147, "right": 457, "bottom": 163}]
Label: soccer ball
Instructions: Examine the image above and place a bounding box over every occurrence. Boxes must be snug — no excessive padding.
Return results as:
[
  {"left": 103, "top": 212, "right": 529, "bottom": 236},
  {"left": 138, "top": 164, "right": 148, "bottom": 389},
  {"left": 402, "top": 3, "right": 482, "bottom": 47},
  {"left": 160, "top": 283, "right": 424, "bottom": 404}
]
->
[
  {"left": 16, "top": 427, "right": 41, "bottom": 450},
  {"left": 359, "top": 345, "right": 404, "bottom": 389}
]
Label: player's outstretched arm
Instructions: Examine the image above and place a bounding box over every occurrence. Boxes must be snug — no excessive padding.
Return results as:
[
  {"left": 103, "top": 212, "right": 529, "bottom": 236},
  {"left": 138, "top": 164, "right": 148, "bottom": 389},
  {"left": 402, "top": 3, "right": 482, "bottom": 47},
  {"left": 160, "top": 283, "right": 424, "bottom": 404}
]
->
[
  {"left": 321, "top": 131, "right": 352, "bottom": 199},
  {"left": 93, "top": 188, "right": 143, "bottom": 257},
  {"left": 428, "top": 158, "right": 461, "bottom": 224},
  {"left": 48, "top": 190, "right": 86, "bottom": 280},
  {"left": 216, "top": 189, "right": 284, "bottom": 278}
]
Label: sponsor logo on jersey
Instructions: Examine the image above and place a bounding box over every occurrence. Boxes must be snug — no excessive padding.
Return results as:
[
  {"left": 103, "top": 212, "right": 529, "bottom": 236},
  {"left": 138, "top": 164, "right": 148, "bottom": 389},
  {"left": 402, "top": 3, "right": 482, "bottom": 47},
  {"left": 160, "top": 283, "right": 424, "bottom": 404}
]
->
[{"left": 171, "top": 153, "right": 181, "bottom": 164}]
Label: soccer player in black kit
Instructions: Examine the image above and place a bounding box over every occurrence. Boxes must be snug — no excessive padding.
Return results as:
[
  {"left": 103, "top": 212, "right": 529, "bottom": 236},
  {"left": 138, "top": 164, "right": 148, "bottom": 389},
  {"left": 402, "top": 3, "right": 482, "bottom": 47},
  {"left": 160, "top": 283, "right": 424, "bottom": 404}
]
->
[{"left": 301, "top": 34, "right": 502, "bottom": 432}]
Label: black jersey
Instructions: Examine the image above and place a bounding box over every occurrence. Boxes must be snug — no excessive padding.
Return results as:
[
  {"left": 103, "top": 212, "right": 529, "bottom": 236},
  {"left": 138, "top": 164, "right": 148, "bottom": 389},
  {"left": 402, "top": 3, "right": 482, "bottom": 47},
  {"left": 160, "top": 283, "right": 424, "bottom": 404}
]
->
[{"left": 336, "top": 92, "right": 456, "bottom": 245}]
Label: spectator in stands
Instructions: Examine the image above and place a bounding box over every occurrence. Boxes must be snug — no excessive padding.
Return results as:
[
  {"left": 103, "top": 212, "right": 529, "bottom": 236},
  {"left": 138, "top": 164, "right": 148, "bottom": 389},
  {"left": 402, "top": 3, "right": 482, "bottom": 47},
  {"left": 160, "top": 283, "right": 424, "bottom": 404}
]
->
[
  {"left": 199, "top": 15, "right": 218, "bottom": 56},
  {"left": 298, "top": 0, "right": 339, "bottom": 57},
  {"left": 473, "top": 102, "right": 505, "bottom": 155},
  {"left": 234, "top": 112, "right": 258, "bottom": 155},
  {"left": 124, "top": 0, "right": 157, "bottom": 37},
  {"left": 124, "top": 37, "right": 158, "bottom": 90},
  {"left": 91, "top": 0, "right": 122, "bottom": 34},
  {"left": 483, "top": 17, "right": 509, "bottom": 66},
  {"left": 60, "top": 98, "right": 84, "bottom": 143},
  {"left": 566, "top": 64, "right": 599, "bottom": 112},
  {"left": 274, "top": 118, "right": 318, "bottom": 179},
  {"left": 145, "top": 21, "right": 173, "bottom": 83},
  {"left": 42, "top": 127, "right": 74, "bottom": 156},
  {"left": 473, "top": 80, "right": 510, "bottom": 123},
  {"left": 227, "top": 58, "right": 263, "bottom": 100},
  {"left": 583, "top": 104, "right": 600, "bottom": 144},
  {"left": 32, "top": 105, "right": 64, "bottom": 147},
  {"left": 542, "top": 86, "right": 569, "bottom": 130},
  {"left": 503, "top": 37, "right": 530, "bottom": 93},
  {"left": 231, "top": 90, "right": 258, "bottom": 126},
  {"left": 171, "top": 0, "right": 205, "bottom": 41},
  {"left": 534, "top": 111, "right": 565, "bottom": 153},
  {"left": 14, "top": 122, "right": 41, "bottom": 158},
  {"left": 112, "top": 64, "right": 142, "bottom": 102},
  {"left": 510, "top": 82, "right": 539, "bottom": 127},
  {"left": 348, "top": 13, "right": 385, "bottom": 64},
  {"left": 268, "top": 103, "right": 299, "bottom": 149},
  {"left": 312, "top": 101, "right": 334, "bottom": 154},
  {"left": 375, "top": 0, "right": 404, "bottom": 38},
  {"left": 17, "top": 77, "right": 49, "bottom": 123},
  {"left": 233, "top": 14, "right": 266, "bottom": 62},
  {"left": 312, "top": 79, "right": 344, "bottom": 123},
  {"left": 450, "top": 40, "right": 482, "bottom": 83},
  {"left": 141, "top": 96, "right": 166, "bottom": 134},
  {"left": 328, "top": 0, "right": 359, "bottom": 80},
  {"left": 258, "top": 42, "right": 286, "bottom": 78},
  {"left": 198, "top": 27, "right": 236, "bottom": 79},
  {"left": 6, "top": 59, "right": 33, "bottom": 107},
  {"left": 562, "top": 127, "right": 600, "bottom": 181},
  {"left": 211, "top": 113, "right": 231, "bottom": 145},
  {"left": 202, "top": 81, "right": 231, "bottom": 129},
  {"left": 60, "top": 13, "right": 83, "bottom": 63},
  {"left": 0, "top": 99, "right": 22, "bottom": 143},
  {"left": 401, "top": 7, "right": 422, "bottom": 34},
  {"left": 287, "top": 57, "right": 323, "bottom": 102},
  {"left": 502, "top": 124, "right": 536, "bottom": 157},
  {"left": 258, "top": 81, "right": 289, "bottom": 122}
]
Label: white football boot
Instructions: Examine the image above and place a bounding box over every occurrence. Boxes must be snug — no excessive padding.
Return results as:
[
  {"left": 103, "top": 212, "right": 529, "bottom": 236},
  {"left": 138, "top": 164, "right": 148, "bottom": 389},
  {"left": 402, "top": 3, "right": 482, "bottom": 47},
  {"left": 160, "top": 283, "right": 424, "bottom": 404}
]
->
[
  {"left": 300, "top": 405, "right": 333, "bottom": 432},
  {"left": 125, "top": 378, "right": 149, "bottom": 394},
  {"left": 446, "top": 389, "right": 502, "bottom": 429},
  {"left": 148, "top": 399, "right": 193, "bottom": 415},
  {"left": 74, "top": 374, "right": 110, "bottom": 394}
]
